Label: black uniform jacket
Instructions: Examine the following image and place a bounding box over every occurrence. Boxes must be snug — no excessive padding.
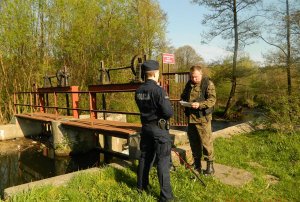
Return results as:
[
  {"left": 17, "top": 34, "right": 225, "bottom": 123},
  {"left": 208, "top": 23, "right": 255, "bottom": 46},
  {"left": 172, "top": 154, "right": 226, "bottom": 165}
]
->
[{"left": 135, "top": 79, "right": 173, "bottom": 142}]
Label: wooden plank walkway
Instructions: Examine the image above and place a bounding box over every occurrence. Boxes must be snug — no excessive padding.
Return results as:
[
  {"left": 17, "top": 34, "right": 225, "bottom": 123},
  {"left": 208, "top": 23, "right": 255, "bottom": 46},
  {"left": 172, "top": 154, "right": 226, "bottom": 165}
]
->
[
  {"left": 15, "top": 112, "right": 141, "bottom": 139},
  {"left": 61, "top": 119, "right": 141, "bottom": 139},
  {"left": 15, "top": 112, "right": 73, "bottom": 122},
  {"left": 14, "top": 112, "right": 142, "bottom": 160}
]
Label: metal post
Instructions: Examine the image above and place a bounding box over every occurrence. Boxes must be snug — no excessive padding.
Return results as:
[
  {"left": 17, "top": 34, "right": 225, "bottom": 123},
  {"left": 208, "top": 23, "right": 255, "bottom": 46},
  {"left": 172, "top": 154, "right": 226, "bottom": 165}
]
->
[
  {"left": 102, "top": 94, "right": 106, "bottom": 120},
  {"left": 39, "top": 93, "right": 45, "bottom": 113},
  {"left": 32, "top": 83, "right": 37, "bottom": 111},
  {"left": 64, "top": 65, "right": 68, "bottom": 86},
  {"left": 66, "top": 93, "right": 70, "bottom": 116},
  {"left": 161, "top": 56, "right": 164, "bottom": 89},
  {"left": 54, "top": 92, "right": 58, "bottom": 118},
  {"left": 70, "top": 86, "right": 79, "bottom": 118},
  {"left": 100, "top": 61, "right": 105, "bottom": 84},
  {"left": 89, "top": 92, "right": 97, "bottom": 120},
  {"left": 30, "top": 92, "right": 33, "bottom": 115},
  {"left": 13, "top": 93, "right": 16, "bottom": 114},
  {"left": 45, "top": 93, "right": 49, "bottom": 113}
]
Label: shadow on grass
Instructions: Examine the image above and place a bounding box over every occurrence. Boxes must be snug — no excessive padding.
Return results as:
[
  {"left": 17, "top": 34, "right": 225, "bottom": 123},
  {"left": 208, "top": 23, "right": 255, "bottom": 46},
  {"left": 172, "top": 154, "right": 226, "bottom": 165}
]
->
[{"left": 111, "top": 162, "right": 160, "bottom": 199}]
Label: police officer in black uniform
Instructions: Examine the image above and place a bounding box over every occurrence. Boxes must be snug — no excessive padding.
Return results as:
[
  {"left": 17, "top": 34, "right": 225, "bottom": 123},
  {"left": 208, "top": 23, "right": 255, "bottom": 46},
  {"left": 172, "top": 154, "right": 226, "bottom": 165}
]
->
[{"left": 135, "top": 60, "right": 174, "bottom": 202}]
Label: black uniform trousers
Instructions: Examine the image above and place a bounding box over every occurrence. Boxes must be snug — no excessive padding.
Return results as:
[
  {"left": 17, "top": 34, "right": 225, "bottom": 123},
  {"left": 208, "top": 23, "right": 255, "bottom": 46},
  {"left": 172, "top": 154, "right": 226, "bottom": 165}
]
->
[{"left": 137, "top": 124, "right": 173, "bottom": 201}]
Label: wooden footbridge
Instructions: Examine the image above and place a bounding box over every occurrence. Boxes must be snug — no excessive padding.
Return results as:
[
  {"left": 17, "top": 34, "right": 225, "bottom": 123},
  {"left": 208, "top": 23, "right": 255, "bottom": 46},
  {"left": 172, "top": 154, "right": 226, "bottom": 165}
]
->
[
  {"left": 15, "top": 111, "right": 142, "bottom": 160},
  {"left": 15, "top": 112, "right": 141, "bottom": 138},
  {"left": 13, "top": 83, "right": 143, "bottom": 159},
  {"left": 11, "top": 57, "right": 190, "bottom": 159}
]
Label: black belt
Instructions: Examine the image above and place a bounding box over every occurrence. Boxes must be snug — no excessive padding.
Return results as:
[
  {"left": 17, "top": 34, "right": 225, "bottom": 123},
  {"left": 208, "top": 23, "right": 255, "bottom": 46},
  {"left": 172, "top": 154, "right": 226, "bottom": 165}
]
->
[
  {"left": 144, "top": 120, "right": 158, "bottom": 125},
  {"left": 143, "top": 119, "right": 169, "bottom": 130}
]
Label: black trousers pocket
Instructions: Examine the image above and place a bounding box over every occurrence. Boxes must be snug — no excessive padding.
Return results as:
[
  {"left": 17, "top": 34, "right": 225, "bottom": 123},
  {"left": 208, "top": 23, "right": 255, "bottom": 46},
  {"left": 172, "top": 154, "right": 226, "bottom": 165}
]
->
[{"left": 155, "top": 141, "right": 171, "bottom": 158}]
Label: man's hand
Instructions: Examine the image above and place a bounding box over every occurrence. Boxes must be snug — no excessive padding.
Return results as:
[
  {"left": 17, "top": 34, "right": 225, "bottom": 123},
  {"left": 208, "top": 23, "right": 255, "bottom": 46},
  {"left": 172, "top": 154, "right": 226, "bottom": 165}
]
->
[{"left": 191, "top": 102, "right": 200, "bottom": 109}]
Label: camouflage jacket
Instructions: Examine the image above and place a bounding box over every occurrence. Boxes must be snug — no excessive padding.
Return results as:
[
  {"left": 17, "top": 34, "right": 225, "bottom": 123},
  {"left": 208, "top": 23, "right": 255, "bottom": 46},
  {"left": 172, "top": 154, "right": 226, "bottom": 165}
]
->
[{"left": 180, "top": 77, "right": 216, "bottom": 123}]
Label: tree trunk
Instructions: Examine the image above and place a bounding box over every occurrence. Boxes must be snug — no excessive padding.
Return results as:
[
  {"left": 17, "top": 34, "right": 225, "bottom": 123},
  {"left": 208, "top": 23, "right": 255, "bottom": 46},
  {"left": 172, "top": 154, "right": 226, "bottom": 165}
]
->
[
  {"left": 224, "top": 0, "right": 238, "bottom": 117},
  {"left": 286, "top": 0, "right": 292, "bottom": 96}
]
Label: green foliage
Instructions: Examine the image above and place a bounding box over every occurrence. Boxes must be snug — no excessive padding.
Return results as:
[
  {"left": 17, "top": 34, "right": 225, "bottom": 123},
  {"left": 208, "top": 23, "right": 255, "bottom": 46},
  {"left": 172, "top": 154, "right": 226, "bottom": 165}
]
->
[
  {"left": 261, "top": 95, "right": 300, "bottom": 134},
  {"left": 174, "top": 45, "right": 204, "bottom": 72},
  {"left": 209, "top": 57, "right": 259, "bottom": 110},
  {"left": 208, "top": 56, "right": 299, "bottom": 124},
  {"left": 0, "top": 0, "right": 168, "bottom": 123},
  {"left": 108, "top": 92, "right": 138, "bottom": 114},
  {"left": 7, "top": 131, "right": 300, "bottom": 201}
]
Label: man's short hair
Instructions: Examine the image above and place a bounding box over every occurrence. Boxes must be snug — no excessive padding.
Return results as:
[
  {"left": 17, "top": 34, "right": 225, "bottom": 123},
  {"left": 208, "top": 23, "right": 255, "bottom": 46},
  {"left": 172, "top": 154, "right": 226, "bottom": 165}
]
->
[
  {"left": 145, "top": 70, "right": 158, "bottom": 78},
  {"left": 190, "top": 65, "right": 203, "bottom": 73}
]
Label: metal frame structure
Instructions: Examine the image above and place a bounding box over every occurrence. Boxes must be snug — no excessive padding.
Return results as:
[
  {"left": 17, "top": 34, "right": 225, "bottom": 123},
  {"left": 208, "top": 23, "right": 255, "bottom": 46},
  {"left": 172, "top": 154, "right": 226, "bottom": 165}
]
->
[{"left": 13, "top": 71, "right": 190, "bottom": 126}]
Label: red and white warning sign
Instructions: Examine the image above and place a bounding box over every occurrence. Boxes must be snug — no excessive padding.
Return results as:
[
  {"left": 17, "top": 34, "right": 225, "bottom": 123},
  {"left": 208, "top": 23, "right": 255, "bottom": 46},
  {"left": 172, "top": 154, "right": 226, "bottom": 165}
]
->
[{"left": 162, "top": 53, "right": 175, "bottom": 64}]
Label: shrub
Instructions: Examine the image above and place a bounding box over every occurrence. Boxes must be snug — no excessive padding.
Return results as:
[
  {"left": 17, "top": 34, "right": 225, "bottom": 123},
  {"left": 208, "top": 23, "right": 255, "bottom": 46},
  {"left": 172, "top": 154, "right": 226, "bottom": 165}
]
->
[{"left": 262, "top": 95, "right": 300, "bottom": 133}]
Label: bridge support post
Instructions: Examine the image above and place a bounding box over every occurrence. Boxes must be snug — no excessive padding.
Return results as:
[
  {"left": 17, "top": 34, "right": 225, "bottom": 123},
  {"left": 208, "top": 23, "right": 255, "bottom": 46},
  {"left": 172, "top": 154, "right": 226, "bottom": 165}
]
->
[{"left": 51, "top": 120, "right": 99, "bottom": 156}]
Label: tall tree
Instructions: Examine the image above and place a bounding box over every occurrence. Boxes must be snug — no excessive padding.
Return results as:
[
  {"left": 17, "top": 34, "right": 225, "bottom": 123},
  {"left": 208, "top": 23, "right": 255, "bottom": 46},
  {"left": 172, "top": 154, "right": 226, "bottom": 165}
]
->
[
  {"left": 174, "top": 45, "right": 203, "bottom": 71},
  {"left": 0, "top": 0, "right": 168, "bottom": 122},
  {"left": 131, "top": 0, "right": 167, "bottom": 58},
  {"left": 259, "top": 0, "right": 300, "bottom": 96},
  {"left": 0, "top": 0, "right": 41, "bottom": 122},
  {"left": 192, "top": 0, "right": 261, "bottom": 116},
  {"left": 292, "top": 10, "right": 300, "bottom": 61}
]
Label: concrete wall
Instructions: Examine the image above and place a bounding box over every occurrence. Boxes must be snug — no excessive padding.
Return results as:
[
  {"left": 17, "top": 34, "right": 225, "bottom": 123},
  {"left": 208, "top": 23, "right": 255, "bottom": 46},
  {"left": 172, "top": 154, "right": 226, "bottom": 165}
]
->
[
  {"left": 0, "top": 118, "right": 44, "bottom": 141},
  {"left": 0, "top": 124, "right": 23, "bottom": 141},
  {"left": 0, "top": 118, "right": 100, "bottom": 157},
  {"left": 51, "top": 121, "right": 99, "bottom": 156},
  {"left": 16, "top": 118, "right": 44, "bottom": 136},
  {"left": 1, "top": 114, "right": 131, "bottom": 158},
  {"left": 96, "top": 113, "right": 128, "bottom": 153}
]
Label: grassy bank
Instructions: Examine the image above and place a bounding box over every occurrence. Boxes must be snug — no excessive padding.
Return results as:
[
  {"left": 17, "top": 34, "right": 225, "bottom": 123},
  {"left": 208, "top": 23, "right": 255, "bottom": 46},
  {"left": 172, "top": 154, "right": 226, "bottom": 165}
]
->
[{"left": 5, "top": 131, "right": 300, "bottom": 201}]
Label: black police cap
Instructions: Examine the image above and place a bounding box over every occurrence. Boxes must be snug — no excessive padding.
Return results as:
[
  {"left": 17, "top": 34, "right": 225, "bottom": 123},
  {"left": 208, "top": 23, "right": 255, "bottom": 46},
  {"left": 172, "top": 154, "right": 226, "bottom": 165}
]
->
[{"left": 142, "top": 60, "right": 159, "bottom": 72}]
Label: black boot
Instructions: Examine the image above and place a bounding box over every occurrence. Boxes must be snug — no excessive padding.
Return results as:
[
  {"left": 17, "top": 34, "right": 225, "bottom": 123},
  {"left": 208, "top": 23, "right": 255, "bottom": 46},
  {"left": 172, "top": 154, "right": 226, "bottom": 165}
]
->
[
  {"left": 204, "top": 160, "right": 215, "bottom": 175},
  {"left": 193, "top": 158, "right": 201, "bottom": 170},
  {"left": 190, "top": 158, "right": 202, "bottom": 179}
]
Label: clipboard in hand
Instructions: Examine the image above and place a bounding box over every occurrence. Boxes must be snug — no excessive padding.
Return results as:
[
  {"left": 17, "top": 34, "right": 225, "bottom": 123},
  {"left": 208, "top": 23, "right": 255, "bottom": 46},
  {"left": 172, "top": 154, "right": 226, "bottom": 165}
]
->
[{"left": 179, "top": 101, "right": 192, "bottom": 107}]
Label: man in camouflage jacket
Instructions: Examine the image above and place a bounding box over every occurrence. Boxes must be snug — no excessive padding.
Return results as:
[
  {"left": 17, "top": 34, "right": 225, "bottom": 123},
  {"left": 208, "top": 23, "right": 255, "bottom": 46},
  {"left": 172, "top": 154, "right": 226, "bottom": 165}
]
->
[{"left": 181, "top": 65, "right": 216, "bottom": 175}]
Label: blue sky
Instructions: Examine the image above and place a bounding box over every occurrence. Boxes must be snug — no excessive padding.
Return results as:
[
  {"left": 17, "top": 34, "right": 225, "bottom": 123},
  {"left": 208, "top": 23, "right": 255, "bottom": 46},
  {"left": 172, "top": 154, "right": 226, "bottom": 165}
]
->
[{"left": 157, "top": 0, "right": 267, "bottom": 63}]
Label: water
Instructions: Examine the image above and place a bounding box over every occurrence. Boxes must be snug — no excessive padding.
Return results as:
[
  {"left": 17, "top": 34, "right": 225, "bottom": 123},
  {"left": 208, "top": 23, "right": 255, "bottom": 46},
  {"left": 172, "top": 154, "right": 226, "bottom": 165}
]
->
[{"left": 0, "top": 137, "right": 106, "bottom": 198}]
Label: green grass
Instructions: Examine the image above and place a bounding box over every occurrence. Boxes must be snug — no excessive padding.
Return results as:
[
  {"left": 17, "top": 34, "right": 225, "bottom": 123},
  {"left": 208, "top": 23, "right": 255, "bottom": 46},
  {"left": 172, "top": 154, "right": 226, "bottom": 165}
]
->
[
  {"left": 5, "top": 131, "right": 300, "bottom": 202},
  {"left": 214, "top": 131, "right": 300, "bottom": 201}
]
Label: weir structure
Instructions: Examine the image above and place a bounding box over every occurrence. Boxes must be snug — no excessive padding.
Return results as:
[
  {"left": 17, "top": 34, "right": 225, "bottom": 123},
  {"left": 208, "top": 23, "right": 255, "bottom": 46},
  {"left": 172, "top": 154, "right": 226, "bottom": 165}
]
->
[{"left": 1, "top": 55, "right": 191, "bottom": 160}]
